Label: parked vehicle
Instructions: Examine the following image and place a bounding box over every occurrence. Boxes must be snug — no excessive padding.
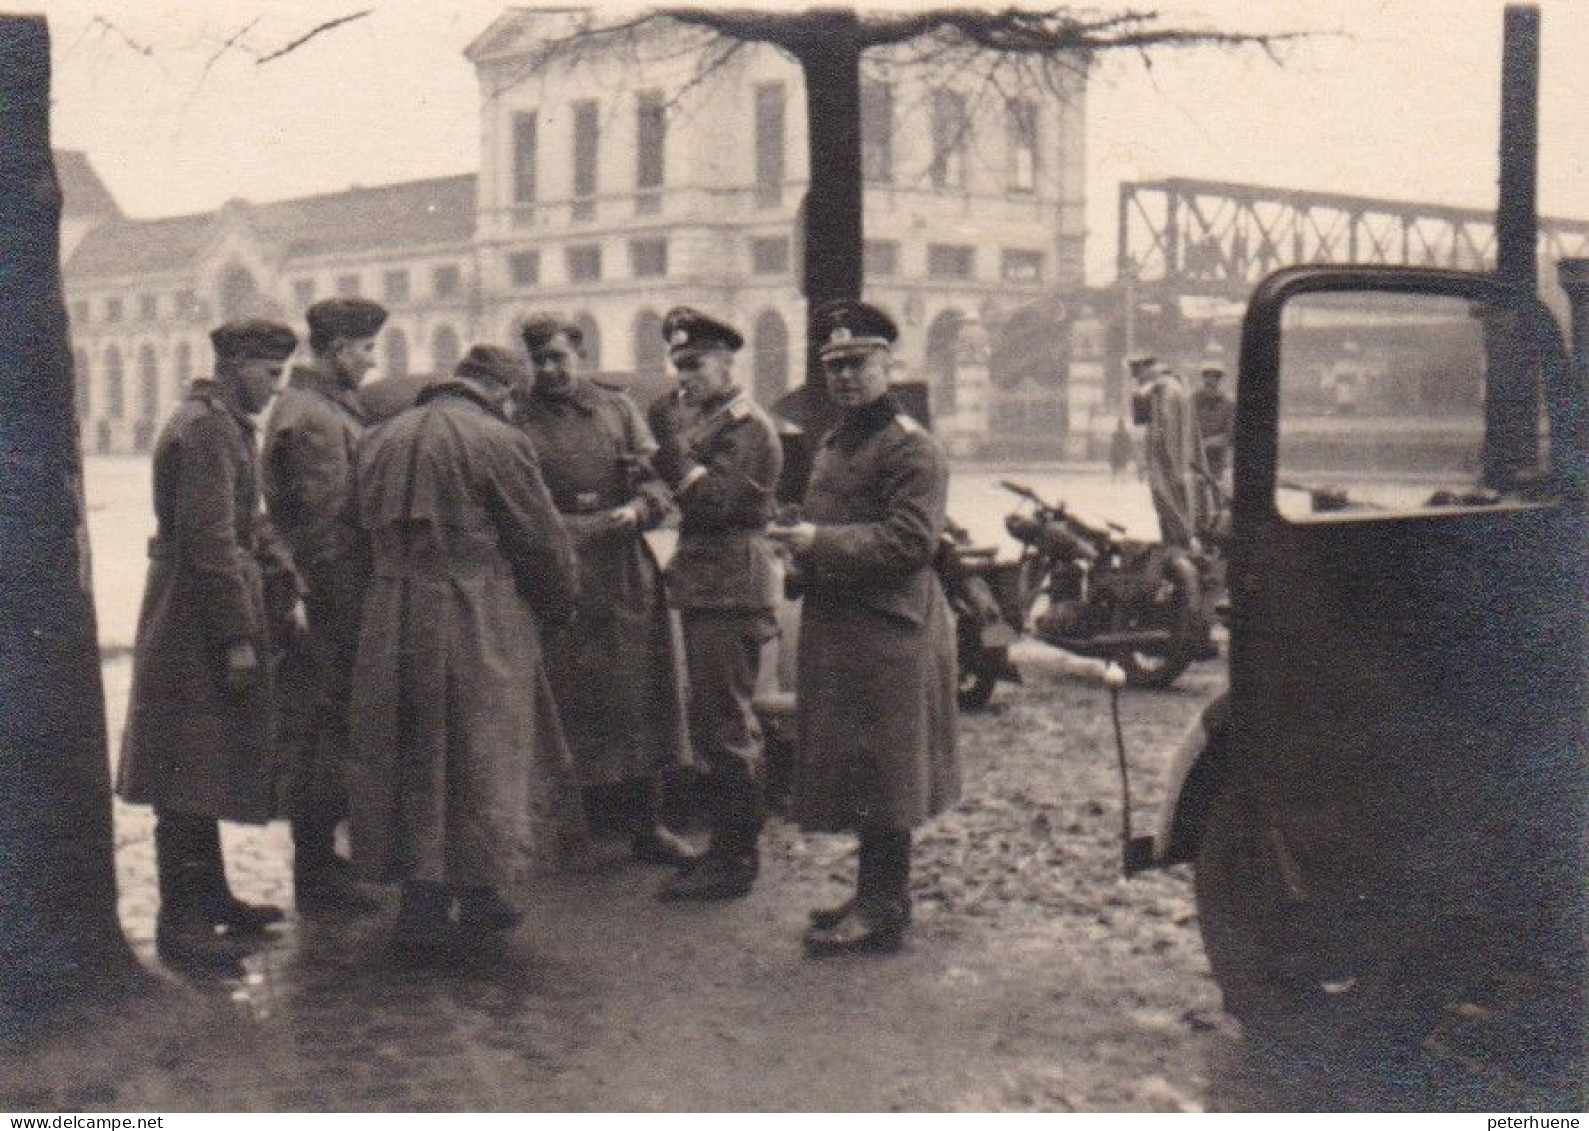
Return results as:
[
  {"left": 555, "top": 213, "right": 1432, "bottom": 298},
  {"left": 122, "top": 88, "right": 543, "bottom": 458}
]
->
[
  {"left": 1000, "top": 480, "right": 1218, "bottom": 688},
  {"left": 935, "top": 519, "right": 1023, "bottom": 710},
  {"left": 1123, "top": 263, "right": 1586, "bottom": 1094}
]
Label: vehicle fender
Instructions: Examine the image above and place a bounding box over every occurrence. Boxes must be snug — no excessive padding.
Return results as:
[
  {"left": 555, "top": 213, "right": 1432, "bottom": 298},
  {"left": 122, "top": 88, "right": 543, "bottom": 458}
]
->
[{"left": 1149, "top": 690, "right": 1231, "bottom": 867}]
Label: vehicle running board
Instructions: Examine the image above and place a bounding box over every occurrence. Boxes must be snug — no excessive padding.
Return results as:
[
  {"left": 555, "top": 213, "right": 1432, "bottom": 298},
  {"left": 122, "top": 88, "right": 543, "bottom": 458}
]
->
[{"left": 1123, "top": 835, "right": 1156, "bottom": 875}]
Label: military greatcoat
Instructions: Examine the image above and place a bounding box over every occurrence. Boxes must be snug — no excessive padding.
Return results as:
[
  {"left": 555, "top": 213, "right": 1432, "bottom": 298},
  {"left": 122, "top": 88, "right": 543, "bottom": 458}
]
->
[
  {"left": 513, "top": 378, "right": 681, "bottom": 787},
  {"left": 261, "top": 363, "right": 368, "bottom": 810},
  {"left": 790, "top": 394, "right": 960, "bottom": 833},
  {"left": 346, "top": 381, "right": 583, "bottom": 889},
  {"left": 118, "top": 382, "right": 289, "bottom": 823}
]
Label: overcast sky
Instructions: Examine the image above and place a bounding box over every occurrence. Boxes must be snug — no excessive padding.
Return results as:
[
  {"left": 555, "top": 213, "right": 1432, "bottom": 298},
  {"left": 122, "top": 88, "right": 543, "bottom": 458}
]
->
[{"left": 35, "top": 0, "right": 1589, "bottom": 284}]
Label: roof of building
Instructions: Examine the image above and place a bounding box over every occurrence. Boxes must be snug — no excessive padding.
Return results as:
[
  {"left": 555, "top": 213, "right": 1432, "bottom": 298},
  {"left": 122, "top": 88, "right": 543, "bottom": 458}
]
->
[
  {"left": 56, "top": 150, "right": 121, "bottom": 220},
  {"left": 67, "top": 173, "right": 476, "bottom": 281}
]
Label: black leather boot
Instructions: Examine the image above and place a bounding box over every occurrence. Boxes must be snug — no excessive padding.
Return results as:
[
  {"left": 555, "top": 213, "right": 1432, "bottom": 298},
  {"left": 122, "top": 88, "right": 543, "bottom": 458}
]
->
[
  {"left": 154, "top": 814, "right": 250, "bottom": 976},
  {"left": 194, "top": 819, "right": 283, "bottom": 935},
  {"left": 391, "top": 881, "right": 460, "bottom": 963},
  {"left": 457, "top": 886, "right": 524, "bottom": 933},
  {"left": 804, "top": 828, "right": 910, "bottom": 957},
  {"left": 658, "top": 823, "right": 759, "bottom": 901},
  {"left": 293, "top": 815, "right": 379, "bottom": 914}
]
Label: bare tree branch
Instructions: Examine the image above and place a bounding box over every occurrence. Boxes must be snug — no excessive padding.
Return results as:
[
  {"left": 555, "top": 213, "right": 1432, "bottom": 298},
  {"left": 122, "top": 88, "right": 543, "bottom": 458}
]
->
[
  {"left": 89, "top": 15, "right": 153, "bottom": 57},
  {"left": 256, "top": 10, "right": 373, "bottom": 66}
]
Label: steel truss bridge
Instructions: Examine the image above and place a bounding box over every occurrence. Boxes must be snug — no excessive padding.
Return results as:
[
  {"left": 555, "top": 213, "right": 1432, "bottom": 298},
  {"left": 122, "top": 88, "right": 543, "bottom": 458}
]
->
[{"left": 1118, "top": 177, "right": 1589, "bottom": 300}]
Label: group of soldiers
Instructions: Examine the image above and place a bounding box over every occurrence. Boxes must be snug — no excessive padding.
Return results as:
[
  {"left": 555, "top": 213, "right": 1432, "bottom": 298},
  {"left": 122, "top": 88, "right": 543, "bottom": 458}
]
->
[{"left": 116, "top": 292, "right": 960, "bottom": 974}]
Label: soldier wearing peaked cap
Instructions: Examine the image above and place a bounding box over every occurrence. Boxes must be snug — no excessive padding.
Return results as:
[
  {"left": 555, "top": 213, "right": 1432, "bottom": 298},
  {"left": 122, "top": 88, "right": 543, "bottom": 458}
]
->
[
  {"left": 646, "top": 307, "right": 783, "bottom": 902},
  {"left": 346, "top": 343, "right": 583, "bottom": 958},
  {"left": 768, "top": 298, "right": 960, "bottom": 958},
  {"left": 262, "top": 296, "right": 389, "bottom": 915},
  {"left": 514, "top": 316, "right": 691, "bottom": 867},
  {"left": 118, "top": 319, "right": 301, "bottom": 975}
]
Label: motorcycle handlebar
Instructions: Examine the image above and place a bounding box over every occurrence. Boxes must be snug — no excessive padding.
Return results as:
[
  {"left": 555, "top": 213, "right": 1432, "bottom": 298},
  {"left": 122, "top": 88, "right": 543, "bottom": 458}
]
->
[{"left": 999, "top": 480, "right": 1051, "bottom": 508}]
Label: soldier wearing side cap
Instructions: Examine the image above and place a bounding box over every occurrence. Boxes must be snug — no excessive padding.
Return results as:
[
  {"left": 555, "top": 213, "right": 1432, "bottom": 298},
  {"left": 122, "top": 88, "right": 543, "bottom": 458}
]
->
[
  {"left": 646, "top": 308, "right": 783, "bottom": 902},
  {"left": 347, "top": 345, "right": 582, "bottom": 959},
  {"left": 514, "top": 316, "right": 692, "bottom": 867},
  {"left": 262, "top": 297, "right": 388, "bottom": 915},
  {"left": 118, "top": 319, "right": 301, "bottom": 975},
  {"left": 767, "top": 299, "right": 960, "bottom": 958}
]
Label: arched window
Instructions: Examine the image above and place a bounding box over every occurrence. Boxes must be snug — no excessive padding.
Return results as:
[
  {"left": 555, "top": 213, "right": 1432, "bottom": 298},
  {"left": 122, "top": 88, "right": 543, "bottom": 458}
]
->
[
  {"left": 386, "top": 327, "right": 409, "bottom": 378},
  {"left": 431, "top": 324, "right": 460, "bottom": 376},
  {"left": 218, "top": 264, "right": 261, "bottom": 322},
  {"left": 103, "top": 345, "right": 125, "bottom": 421},
  {"left": 573, "top": 312, "right": 601, "bottom": 370},
  {"left": 632, "top": 310, "right": 664, "bottom": 384},
  {"left": 752, "top": 310, "right": 788, "bottom": 407},
  {"left": 73, "top": 349, "right": 90, "bottom": 422},
  {"left": 926, "top": 310, "right": 964, "bottom": 414},
  {"left": 174, "top": 340, "right": 193, "bottom": 395},
  {"left": 138, "top": 343, "right": 160, "bottom": 422}
]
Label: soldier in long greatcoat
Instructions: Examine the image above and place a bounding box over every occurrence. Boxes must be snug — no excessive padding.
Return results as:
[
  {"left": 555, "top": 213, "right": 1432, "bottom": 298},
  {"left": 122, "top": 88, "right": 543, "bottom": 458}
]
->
[
  {"left": 346, "top": 344, "right": 581, "bottom": 957},
  {"left": 513, "top": 316, "right": 688, "bottom": 866},
  {"left": 118, "top": 319, "right": 300, "bottom": 974},
  {"left": 769, "top": 300, "right": 959, "bottom": 958},
  {"left": 262, "top": 296, "right": 387, "bottom": 914},
  {"left": 1129, "top": 355, "right": 1208, "bottom": 547}
]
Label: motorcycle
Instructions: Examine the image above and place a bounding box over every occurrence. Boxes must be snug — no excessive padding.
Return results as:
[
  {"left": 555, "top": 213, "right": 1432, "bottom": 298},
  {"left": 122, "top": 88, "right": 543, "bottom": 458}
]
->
[
  {"left": 935, "top": 519, "right": 1024, "bottom": 710},
  {"left": 1000, "top": 480, "right": 1218, "bottom": 689}
]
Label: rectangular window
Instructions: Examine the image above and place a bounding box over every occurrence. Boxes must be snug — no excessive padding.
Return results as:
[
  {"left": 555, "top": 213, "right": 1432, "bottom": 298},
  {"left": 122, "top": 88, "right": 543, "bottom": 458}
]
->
[
  {"left": 754, "top": 83, "right": 785, "bottom": 208},
  {"left": 336, "top": 274, "right": 361, "bottom": 298},
  {"left": 1007, "top": 99, "right": 1039, "bottom": 193},
  {"left": 629, "top": 238, "right": 668, "bottom": 278},
  {"left": 1002, "top": 248, "right": 1045, "bottom": 282},
  {"left": 636, "top": 91, "right": 666, "bottom": 191},
  {"left": 864, "top": 239, "right": 900, "bottom": 277},
  {"left": 175, "top": 289, "right": 199, "bottom": 319},
  {"left": 861, "top": 80, "right": 893, "bottom": 184},
  {"left": 293, "top": 279, "right": 316, "bottom": 308},
  {"left": 432, "top": 264, "right": 461, "bottom": 298},
  {"left": 512, "top": 112, "right": 538, "bottom": 206},
  {"left": 566, "top": 244, "right": 602, "bottom": 283},
  {"left": 928, "top": 243, "right": 975, "bottom": 279},
  {"left": 572, "top": 100, "right": 599, "bottom": 221},
  {"left": 508, "top": 250, "right": 540, "bottom": 288},
  {"left": 750, "top": 236, "right": 789, "bottom": 275},
  {"left": 105, "top": 296, "right": 122, "bottom": 323},
  {"left": 138, "top": 293, "right": 158, "bottom": 321},
  {"left": 383, "top": 269, "right": 410, "bottom": 303},
  {"left": 71, "top": 299, "right": 88, "bottom": 324},
  {"left": 930, "top": 90, "right": 969, "bottom": 191}
]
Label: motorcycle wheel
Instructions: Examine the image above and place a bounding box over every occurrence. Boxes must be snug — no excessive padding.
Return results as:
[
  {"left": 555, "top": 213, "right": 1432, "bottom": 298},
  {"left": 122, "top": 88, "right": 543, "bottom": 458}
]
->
[
  {"left": 1111, "top": 552, "right": 1202, "bottom": 688},
  {"left": 958, "top": 648, "right": 1005, "bottom": 711},
  {"left": 1109, "top": 603, "right": 1193, "bottom": 688}
]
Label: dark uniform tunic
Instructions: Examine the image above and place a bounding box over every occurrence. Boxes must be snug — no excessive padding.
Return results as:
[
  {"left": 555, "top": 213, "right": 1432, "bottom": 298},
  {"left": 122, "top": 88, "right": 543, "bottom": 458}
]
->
[
  {"left": 261, "top": 363, "right": 367, "bottom": 814},
  {"left": 514, "top": 378, "right": 681, "bottom": 788},
  {"left": 119, "top": 382, "right": 290, "bottom": 823},
  {"left": 790, "top": 394, "right": 960, "bottom": 833},
  {"left": 347, "top": 382, "right": 583, "bottom": 888},
  {"left": 650, "top": 387, "right": 782, "bottom": 831}
]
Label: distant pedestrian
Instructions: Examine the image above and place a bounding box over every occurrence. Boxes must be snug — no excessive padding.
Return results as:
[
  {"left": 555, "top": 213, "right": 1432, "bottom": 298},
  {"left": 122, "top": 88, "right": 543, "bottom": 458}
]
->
[
  {"left": 262, "top": 297, "right": 388, "bottom": 916},
  {"left": 347, "top": 345, "right": 581, "bottom": 959},
  {"left": 1128, "top": 355, "right": 1207, "bottom": 547},
  {"left": 118, "top": 319, "right": 300, "bottom": 975},
  {"left": 1192, "top": 365, "right": 1234, "bottom": 481},
  {"left": 514, "top": 315, "right": 692, "bottom": 867},
  {"left": 647, "top": 308, "right": 783, "bottom": 902},
  {"left": 768, "top": 300, "right": 960, "bottom": 958}
]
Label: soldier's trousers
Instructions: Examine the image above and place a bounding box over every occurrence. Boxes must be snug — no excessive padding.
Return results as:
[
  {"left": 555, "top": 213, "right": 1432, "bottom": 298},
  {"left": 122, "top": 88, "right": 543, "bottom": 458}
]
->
[
  {"left": 291, "top": 592, "right": 360, "bottom": 848},
  {"left": 680, "top": 610, "right": 776, "bottom": 845},
  {"left": 154, "top": 810, "right": 230, "bottom": 922}
]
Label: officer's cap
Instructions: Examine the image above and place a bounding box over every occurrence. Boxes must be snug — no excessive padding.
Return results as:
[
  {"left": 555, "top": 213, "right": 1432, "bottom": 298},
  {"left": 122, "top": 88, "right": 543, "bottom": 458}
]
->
[
  {"left": 455, "top": 344, "right": 527, "bottom": 389},
  {"left": 521, "top": 315, "right": 583, "bottom": 353},
  {"left": 1200, "top": 364, "right": 1225, "bottom": 379},
  {"left": 812, "top": 299, "right": 898, "bottom": 360},
  {"left": 1127, "top": 353, "right": 1159, "bottom": 373},
  {"left": 306, "top": 297, "right": 388, "bottom": 347},
  {"left": 210, "top": 319, "right": 298, "bottom": 362},
  {"left": 661, "top": 307, "right": 743, "bottom": 362}
]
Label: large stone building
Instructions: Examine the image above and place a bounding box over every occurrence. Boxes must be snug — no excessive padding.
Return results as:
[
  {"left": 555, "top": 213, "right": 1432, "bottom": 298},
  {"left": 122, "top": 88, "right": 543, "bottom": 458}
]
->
[{"left": 64, "top": 10, "right": 1089, "bottom": 454}]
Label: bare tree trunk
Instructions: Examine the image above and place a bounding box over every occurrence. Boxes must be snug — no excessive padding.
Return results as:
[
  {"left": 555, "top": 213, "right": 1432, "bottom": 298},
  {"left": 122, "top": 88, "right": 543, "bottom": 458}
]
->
[{"left": 0, "top": 15, "right": 144, "bottom": 1040}]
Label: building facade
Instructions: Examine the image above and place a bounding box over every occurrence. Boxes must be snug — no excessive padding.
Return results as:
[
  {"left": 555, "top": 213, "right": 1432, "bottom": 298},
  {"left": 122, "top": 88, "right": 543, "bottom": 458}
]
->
[{"left": 64, "top": 11, "right": 1089, "bottom": 454}]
